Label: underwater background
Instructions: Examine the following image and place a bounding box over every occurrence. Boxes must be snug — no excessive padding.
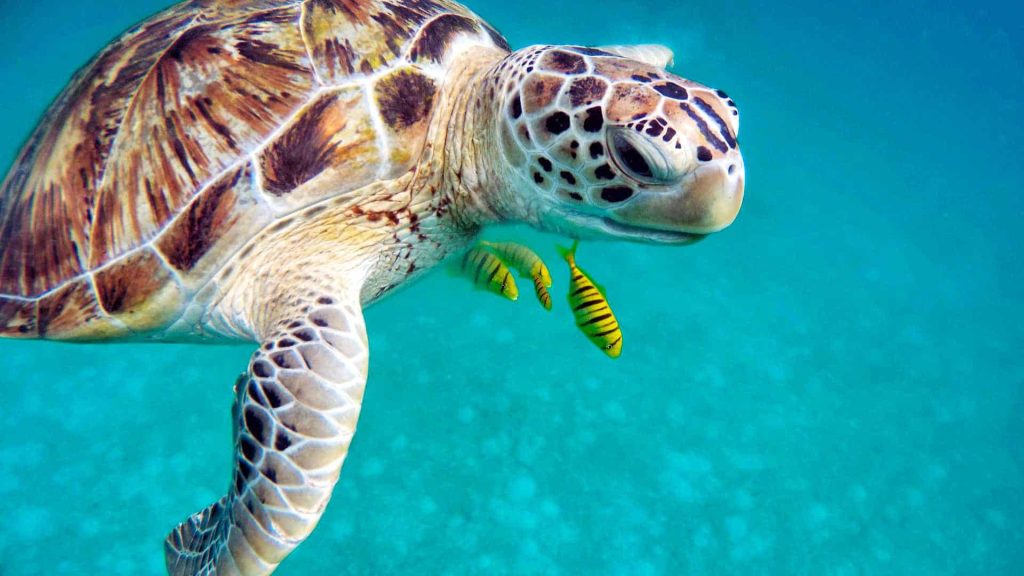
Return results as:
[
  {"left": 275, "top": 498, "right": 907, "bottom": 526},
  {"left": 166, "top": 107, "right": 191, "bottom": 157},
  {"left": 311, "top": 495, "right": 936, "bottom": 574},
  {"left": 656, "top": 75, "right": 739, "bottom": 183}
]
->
[{"left": 0, "top": 0, "right": 1021, "bottom": 574}]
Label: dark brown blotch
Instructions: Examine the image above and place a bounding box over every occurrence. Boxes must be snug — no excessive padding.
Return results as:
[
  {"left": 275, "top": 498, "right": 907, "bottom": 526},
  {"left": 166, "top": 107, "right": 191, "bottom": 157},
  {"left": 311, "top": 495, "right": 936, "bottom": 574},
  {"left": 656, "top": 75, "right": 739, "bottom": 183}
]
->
[
  {"left": 601, "top": 186, "right": 635, "bottom": 203},
  {"left": 482, "top": 23, "right": 511, "bottom": 51},
  {"left": 583, "top": 106, "right": 604, "bottom": 132},
  {"left": 509, "top": 93, "right": 523, "bottom": 119},
  {"left": 539, "top": 50, "right": 586, "bottom": 74},
  {"left": 522, "top": 74, "right": 564, "bottom": 112},
  {"left": 235, "top": 38, "right": 309, "bottom": 74},
  {"left": 545, "top": 112, "right": 571, "bottom": 134},
  {"left": 595, "top": 164, "right": 615, "bottom": 180},
  {"left": 243, "top": 406, "right": 271, "bottom": 446},
  {"left": 253, "top": 360, "right": 273, "bottom": 378},
  {"left": 558, "top": 188, "right": 585, "bottom": 203},
  {"left": 653, "top": 82, "right": 689, "bottom": 100},
  {"left": 0, "top": 296, "right": 38, "bottom": 338},
  {"left": 376, "top": 68, "right": 437, "bottom": 129},
  {"left": 158, "top": 165, "right": 247, "bottom": 271},
  {"left": 36, "top": 279, "right": 106, "bottom": 338},
  {"left": 240, "top": 435, "right": 260, "bottom": 463},
  {"left": 260, "top": 95, "right": 342, "bottom": 196},
  {"left": 518, "top": 123, "right": 532, "bottom": 143},
  {"left": 261, "top": 382, "right": 286, "bottom": 408},
  {"left": 274, "top": 430, "right": 292, "bottom": 451},
  {"left": 94, "top": 249, "right": 172, "bottom": 315},
  {"left": 408, "top": 14, "right": 480, "bottom": 63},
  {"left": 568, "top": 77, "right": 608, "bottom": 108}
]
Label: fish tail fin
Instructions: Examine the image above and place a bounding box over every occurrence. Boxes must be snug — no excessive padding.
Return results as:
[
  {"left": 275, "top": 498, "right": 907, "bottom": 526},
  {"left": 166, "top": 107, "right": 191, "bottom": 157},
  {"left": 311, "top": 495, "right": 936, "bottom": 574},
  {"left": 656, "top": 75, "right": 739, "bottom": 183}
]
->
[{"left": 557, "top": 240, "right": 579, "bottom": 264}]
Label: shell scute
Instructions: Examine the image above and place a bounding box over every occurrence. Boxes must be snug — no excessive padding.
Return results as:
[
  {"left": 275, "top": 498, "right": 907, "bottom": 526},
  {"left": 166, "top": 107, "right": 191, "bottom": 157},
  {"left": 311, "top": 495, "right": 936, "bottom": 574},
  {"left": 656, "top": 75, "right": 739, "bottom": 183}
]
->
[
  {"left": 155, "top": 162, "right": 274, "bottom": 288},
  {"left": 407, "top": 13, "right": 481, "bottom": 63},
  {"left": 373, "top": 66, "right": 437, "bottom": 172},
  {"left": 94, "top": 248, "right": 185, "bottom": 332},
  {"left": 256, "top": 85, "right": 380, "bottom": 211},
  {"left": 0, "top": 296, "right": 38, "bottom": 338},
  {"left": 89, "top": 5, "right": 316, "bottom": 268},
  {"left": 0, "top": 5, "right": 198, "bottom": 296},
  {"left": 301, "top": 0, "right": 467, "bottom": 83},
  {"left": 37, "top": 278, "right": 124, "bottom": 341}
]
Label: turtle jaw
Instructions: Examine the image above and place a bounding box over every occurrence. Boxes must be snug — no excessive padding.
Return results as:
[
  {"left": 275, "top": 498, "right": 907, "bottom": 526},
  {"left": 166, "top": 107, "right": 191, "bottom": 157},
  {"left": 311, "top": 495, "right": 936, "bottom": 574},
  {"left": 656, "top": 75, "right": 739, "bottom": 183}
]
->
[
  {"left": 606, "top": 158, "right": 745, "bottom": 240},
  {"left": 559, "top": 211, "right": 709, "bottom": 245}
]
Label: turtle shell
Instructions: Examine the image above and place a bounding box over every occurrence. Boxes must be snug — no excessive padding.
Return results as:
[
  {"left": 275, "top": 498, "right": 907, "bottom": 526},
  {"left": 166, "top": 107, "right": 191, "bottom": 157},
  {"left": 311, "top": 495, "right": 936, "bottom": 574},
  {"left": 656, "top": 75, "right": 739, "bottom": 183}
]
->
[{"left": 0, "top": 0, "right": 509, "bottom": 339}]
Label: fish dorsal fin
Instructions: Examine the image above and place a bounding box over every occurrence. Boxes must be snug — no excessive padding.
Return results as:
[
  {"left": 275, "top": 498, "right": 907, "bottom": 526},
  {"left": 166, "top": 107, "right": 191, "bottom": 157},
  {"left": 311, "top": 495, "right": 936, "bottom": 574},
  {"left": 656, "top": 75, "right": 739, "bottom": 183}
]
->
[{"left": 596, "top": 44, "right": 675, "bottom": 69}]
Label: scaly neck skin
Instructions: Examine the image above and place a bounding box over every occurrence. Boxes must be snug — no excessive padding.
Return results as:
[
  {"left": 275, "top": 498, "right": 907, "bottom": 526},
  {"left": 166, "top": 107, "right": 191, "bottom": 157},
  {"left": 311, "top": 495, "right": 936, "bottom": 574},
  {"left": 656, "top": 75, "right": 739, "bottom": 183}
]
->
[{"left": 434, "top": 47, "right": 536, "bottom": 233}]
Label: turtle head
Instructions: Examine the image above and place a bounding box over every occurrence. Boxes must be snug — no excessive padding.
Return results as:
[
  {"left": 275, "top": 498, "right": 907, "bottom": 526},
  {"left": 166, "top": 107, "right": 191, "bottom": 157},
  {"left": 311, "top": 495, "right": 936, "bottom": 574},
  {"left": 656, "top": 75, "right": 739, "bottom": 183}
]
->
[{"left": 494, "top": 46, "right": 744, "bottom": 244}]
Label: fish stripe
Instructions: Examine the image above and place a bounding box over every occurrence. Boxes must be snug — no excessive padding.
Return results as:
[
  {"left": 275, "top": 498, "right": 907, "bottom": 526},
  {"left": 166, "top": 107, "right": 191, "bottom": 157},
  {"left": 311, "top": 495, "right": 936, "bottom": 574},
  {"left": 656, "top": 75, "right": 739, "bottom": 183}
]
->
[
  {"left": 486, "top": 260, "right": 501, "bottom": 283},
  {"left": 579, "top": 313, "right": 612, "bottom": 327},
  {"left": 572, "top": 285, "right": 597, "bottom": 297},
  {"left": 457, "top": 247, "right": 518, "bottom": 302},
  {"left": 586, "top": 319, "right": 618, "bottom": 333},
  {"left": 574, "top": 299, "right": 606, "bottom": 312},
  {"left": 592, "top": 327, "right": 620, "bottom": 338}
]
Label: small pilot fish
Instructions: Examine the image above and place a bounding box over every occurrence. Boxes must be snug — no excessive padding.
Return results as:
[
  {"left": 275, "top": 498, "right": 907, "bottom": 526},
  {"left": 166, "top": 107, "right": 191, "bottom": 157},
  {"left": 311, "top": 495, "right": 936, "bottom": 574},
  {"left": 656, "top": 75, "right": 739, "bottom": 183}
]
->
[
  {"left": 558, "top": 241, "right": 623, "bottom": 358},
  {"left": 481, "top": 241, "right": 553, "bottom": 310},
  {"left": 457, "top": 246, "right": 519, "bottom": 301}
]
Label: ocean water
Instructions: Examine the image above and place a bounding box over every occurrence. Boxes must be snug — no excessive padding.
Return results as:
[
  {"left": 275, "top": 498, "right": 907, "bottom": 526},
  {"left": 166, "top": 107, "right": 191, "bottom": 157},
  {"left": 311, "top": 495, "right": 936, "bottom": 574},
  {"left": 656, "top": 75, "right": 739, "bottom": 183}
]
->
[{"left": 0, "top": 0, "right": 1021, "bottom": 574}]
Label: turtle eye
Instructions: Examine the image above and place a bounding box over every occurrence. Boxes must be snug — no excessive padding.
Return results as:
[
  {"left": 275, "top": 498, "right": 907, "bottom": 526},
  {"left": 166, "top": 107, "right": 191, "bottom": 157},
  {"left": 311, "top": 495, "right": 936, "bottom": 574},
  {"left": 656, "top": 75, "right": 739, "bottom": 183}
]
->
[
  {"left": 610, "top": 129, "right": 675, "bottom": 183},
  {"left": 607, "top": 127, "right": 680, "bottom": 185},
  {"left": 612, "top": 133, "right": 653, "bottom": 180}
]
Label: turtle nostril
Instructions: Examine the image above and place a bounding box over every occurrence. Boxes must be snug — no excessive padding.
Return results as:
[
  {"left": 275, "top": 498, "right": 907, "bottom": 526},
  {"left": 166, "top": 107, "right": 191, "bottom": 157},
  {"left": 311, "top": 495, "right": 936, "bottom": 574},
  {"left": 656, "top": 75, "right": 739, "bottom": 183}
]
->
[{"left": 728, "top": 164, "right": 736, "bottom": 176}]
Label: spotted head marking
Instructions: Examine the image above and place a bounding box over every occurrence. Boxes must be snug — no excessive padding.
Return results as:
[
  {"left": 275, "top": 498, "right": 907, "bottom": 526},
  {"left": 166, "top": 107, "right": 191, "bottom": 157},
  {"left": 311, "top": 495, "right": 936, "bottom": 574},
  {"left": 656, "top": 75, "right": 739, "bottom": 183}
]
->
[{"left": 494, "top": 45, "right": 743, "bottom": 243}]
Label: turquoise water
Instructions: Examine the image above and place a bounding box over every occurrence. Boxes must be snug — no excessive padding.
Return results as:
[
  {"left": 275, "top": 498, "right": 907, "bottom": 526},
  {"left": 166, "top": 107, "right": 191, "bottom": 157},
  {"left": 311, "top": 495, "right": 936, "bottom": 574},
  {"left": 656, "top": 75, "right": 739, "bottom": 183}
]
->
[{"left": 1, "top": 0, "right": 1022, "bottom": 574}]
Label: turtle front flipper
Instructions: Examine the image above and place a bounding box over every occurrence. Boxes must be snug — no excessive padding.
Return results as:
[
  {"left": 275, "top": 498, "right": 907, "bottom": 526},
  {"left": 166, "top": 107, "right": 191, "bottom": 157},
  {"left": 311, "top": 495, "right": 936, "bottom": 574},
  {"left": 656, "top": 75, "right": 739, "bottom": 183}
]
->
[{"left": 165, "top": 294, "right": 369, "bottom": 575}]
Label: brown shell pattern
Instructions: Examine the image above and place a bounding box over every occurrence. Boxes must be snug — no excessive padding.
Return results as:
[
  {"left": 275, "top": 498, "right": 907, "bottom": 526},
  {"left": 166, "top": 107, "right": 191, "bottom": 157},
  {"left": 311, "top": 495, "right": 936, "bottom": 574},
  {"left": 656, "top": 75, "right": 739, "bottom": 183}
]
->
[{"left": 0, "top": 0, "right": 510, "bottom": 338}]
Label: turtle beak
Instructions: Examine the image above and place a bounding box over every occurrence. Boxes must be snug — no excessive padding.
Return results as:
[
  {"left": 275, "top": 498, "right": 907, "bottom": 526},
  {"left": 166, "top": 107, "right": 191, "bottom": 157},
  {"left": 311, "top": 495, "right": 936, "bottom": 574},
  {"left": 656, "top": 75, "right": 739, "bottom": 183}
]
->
[{"left": 608, "top": 155, "right": 744, "bottom": 238}]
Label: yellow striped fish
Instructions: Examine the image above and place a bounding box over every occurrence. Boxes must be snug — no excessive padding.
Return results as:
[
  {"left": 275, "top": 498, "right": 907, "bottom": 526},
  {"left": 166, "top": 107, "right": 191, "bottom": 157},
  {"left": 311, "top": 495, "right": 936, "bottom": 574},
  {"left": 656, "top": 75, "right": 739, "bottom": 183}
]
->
[
  {"left": 558, "top": 241, "right": 623, "bottom": 358},
  {"left": 456, "top": 246, "right": 519, "bottom": 301},
  {"left": 480, "top": 241, "right": 553, "bottom": 310}
]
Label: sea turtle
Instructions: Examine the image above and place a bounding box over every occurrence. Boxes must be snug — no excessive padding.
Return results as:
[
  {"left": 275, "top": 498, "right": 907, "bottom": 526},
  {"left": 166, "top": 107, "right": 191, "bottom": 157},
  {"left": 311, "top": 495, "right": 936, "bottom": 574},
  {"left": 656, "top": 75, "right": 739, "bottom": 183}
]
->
[{"left": 0, "top": 1, "right": 744, "bottom": 573}]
